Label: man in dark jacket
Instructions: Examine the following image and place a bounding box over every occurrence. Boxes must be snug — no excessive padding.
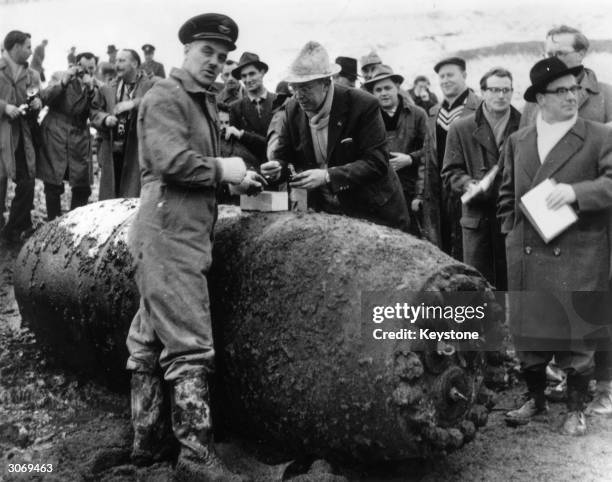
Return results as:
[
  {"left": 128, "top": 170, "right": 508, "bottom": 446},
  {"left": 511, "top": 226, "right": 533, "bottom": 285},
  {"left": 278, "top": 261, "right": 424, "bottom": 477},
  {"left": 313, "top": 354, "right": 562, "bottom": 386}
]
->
[
  {"left": 226, "top": 52, "right": 276, "bottom": 167},
  {"left": 420, "top": 56, "right": 481, "bottom": 255},
  {"left": 93, "top": 49, "right": 154, "bottom": 200},
  {"left": 364, "top": 64, "right": 429, "bottom": 236},
  {"left": 442, "top": 67, "right": 520, "bottom": 289},
  {"left": 126, "top": 13, "right": 264, "bottom": 481},
  {"left": 499, "top": 58, "right": 612, "bottom": 436},
  {"left": 262, "top": 41, "right": 410, "bottom": 232},
  {"left": 141, "top": 44, "right": 165, "bottom": 79},
  {"left": 38, "top": 52, "right": 99, "bottom": 220},
  {"left": 0, "top": 30, "right": 41, "bottom": 243}
]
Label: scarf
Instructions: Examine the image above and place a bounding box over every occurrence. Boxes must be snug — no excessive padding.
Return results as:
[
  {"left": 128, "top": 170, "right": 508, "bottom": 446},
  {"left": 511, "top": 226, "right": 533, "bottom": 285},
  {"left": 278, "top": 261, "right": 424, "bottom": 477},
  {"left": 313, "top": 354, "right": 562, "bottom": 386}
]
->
[
  {"left": 536, "top": 112, "right": 578, "bottom": 163},
  {"left": 482, "top": 105, "right": 511, "bottom": 148},
  {"left": 307, "top": 82, "right": 334, "bottom": 167}
]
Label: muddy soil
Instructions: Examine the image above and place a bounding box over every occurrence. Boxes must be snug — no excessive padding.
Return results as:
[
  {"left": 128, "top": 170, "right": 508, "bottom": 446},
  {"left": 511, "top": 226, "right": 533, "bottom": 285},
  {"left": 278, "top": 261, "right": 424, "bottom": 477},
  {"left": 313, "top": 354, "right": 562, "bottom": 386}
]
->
[{"left": 1, "top": 183, "right": 611, "bottom": 481}]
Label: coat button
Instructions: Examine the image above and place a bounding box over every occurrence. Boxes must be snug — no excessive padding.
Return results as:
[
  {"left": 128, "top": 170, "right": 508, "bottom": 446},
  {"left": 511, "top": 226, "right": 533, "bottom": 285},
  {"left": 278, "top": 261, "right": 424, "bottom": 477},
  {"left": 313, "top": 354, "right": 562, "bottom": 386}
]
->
[
  {"left": 553, "top": 247, "right": 561, "bottom": 256},
  {"left": 524, "top": 246, "right": 532, "bottom": 255}
]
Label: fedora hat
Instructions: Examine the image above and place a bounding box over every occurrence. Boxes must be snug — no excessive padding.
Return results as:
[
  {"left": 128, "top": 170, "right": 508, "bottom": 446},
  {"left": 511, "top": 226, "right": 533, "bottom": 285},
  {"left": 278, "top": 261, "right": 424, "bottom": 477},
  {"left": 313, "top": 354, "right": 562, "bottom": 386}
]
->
[
  {"left": 335, "top": 56, "right": 358, "bottom": 81},
  {"left": 363, "top": 64, "right": 404, "bottom": 91},
  {"left": 231, "top": 52, "right": 268, "bottom": 79},
  {"left": 360, "top": 50, "right": 382, "bottom": 71},
  {"left": 524, "top": 57, "right": 584, "bottom": 102},
  {"left": 284, "top": 41, "right": 341, "bottom": 84}
]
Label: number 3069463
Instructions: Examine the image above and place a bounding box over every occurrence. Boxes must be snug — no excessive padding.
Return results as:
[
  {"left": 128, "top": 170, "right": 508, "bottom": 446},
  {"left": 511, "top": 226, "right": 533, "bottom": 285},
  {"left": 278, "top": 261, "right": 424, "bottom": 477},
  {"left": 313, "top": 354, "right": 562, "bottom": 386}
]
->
[{"left": 8, "top": 463, "right": 53, "bottom": 473}]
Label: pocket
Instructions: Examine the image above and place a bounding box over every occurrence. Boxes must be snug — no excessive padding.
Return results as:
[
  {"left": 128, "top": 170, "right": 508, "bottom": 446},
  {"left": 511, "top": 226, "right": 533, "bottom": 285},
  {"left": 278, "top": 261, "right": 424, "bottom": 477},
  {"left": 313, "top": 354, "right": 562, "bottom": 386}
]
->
[{"left": 460, "top": 215, "right": 481, "bottom": 230}]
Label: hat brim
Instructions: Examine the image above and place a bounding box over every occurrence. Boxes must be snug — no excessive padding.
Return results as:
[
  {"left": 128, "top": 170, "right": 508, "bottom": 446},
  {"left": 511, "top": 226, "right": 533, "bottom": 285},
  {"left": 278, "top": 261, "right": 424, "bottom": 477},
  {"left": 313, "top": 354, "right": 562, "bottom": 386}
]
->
[
  {"left": 231, "top": 60, "right": 269, "bottom": 79},
  {"left": 283, "top": 64, "right": 342, "bottom": 84},
  {"left": 523, "top": 65, "right": 584, "bottom": 102},
  {"left": 363, "top": 73, "right": 404, "bottom": 91},
  {"left": 187, "top": 33, "right": 237, "bottom": 51},
  {"left": 434, "top": 60, "right": 465, "bottom": 73}
]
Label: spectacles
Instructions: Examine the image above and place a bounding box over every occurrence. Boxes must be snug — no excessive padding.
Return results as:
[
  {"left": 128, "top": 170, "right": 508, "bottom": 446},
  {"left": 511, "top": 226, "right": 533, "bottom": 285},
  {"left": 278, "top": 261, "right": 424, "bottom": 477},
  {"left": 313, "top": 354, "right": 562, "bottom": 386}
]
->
[
  {"left": 485, "top": 87, "right": 513, "bottom": 94},
  {"left": 543, "top": 85, "right": 582, "bottom": 96}
]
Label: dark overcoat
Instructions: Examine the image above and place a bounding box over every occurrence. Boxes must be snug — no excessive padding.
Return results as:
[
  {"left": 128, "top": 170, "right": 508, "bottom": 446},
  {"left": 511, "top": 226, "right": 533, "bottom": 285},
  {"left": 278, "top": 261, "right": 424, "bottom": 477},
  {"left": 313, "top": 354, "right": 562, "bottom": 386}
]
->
[
  {"left": 421, "top": 90, "right": 481, "bottom": 249},
  {"left": 442, "top": 104, "right": 521, "bottom": 288},
  {"left": 271, "top": 83, "right": 410, "bottom": 232},
  {"left": 498, "top": 118, "right": 612, "bottom": 345},
  {"left": 91, "top": 72, "right": 154, "bottom": 199}
]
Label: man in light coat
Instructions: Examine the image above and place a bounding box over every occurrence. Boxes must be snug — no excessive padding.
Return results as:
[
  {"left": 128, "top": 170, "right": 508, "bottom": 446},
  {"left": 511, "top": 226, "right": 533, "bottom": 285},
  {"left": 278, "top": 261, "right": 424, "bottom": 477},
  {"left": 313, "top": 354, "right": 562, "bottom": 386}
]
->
[
  {"left": 498, "top": 58, "right": 612, "bottom": 435},
  {"left": 262, "top": 41, "right": 410, "bottom": 232},
  {"left": 419, "top": 57, "right": 481, "bottom": 255},
  {"left": 442, "top": 67, "right": 521, "bottom": 289},
  {"left": 38, "top": 52, "right": 98, "bottom": 220},
  {"left": 125, "top": 13, "right": 264, "bottom": 480},
  {"left": 0, "top": 30, "right": 41, "bottom": 243}
]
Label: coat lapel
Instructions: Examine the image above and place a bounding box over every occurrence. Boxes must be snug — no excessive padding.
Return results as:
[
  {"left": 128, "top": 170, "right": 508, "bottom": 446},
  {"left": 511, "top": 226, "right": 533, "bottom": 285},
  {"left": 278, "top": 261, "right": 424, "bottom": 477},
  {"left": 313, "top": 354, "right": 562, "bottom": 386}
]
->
[
  {"left": 472, "top": 122, "right": 498, "bottom": 159},
  {"left": 532, "top": 119, "right": 585, "bottom": 186},
  {"left": 296, "top": 110, "right": 316, "bottom": 167},
  {"left": 326, "top": 87, "right": 349, "bottom": 162}
]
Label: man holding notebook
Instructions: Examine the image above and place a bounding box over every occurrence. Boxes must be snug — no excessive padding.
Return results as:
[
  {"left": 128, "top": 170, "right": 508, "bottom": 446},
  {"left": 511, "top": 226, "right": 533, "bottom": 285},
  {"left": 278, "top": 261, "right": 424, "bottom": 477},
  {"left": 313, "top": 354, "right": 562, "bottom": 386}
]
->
[{"left": 498, "top": 57, "right": 612, "bottom": 435}]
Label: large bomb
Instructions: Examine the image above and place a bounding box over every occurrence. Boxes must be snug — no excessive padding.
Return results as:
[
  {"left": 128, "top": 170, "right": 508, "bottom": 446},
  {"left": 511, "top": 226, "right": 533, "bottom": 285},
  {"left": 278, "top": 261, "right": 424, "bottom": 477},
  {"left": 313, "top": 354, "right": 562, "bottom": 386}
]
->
[{"left": 14, "top": 200, "right": 504, "bottom": 462}]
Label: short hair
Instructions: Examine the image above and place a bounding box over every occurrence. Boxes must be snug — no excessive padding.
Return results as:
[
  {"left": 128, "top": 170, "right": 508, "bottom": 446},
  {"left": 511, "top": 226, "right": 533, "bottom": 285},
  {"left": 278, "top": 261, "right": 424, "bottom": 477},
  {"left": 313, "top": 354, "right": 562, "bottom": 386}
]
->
[
  {"left": 547, "top": 25, "right": 590, "bottom": 52},
  {"left": 122, "top": 49, "right": 141, "bottom": 67},
  {"left": 218, "top": 102, "right": 230, "bottom": 114},
  {"left": 413, "top": 75, "right": 430, "bottom": 85},
  {"left": 4, "top": 30, "right": 31, "bottom": 52},
  {"left": 479, "top": 67, "right": 513, "bottom": 90}
]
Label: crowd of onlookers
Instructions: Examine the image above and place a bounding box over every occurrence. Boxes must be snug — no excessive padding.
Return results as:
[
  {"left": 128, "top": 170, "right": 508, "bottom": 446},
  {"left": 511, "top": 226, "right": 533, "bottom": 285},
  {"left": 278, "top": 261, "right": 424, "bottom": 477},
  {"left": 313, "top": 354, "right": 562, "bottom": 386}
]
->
[{"left": 1, "top": 19, "right": 611, "bottom": 448}]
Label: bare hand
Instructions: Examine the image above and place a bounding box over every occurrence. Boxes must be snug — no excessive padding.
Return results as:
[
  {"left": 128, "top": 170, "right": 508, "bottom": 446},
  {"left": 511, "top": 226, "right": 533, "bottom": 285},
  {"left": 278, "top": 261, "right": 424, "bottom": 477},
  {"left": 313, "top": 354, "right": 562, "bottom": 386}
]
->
[
  {"left": 463, "top": 180, "right": 482, "bottom": 201},
  {"left": 411, "top": 198, "right": 422, "bottom": 212},
  {"left": 224, "top": 125, "right": 243, "bottom": 141},
  {"left": 105, "top": 115, "right": 118, "bottom": 127},
  {"left": 114, "top": 100, "right": 135, "bottom": 116},
  {"left": 61, "top": 66, "right": 79, "bottom": 86},
  {"left": 4, "top": 104, "right": 21, "bottom": 119},
  {"left": 389, "top": 152, "right": 412, "bottom": 170},
  {"left": 290, "top": 169, "right": 328, "bottom": 189},
  {"left": 260, "top": 160, "right": 282, "bottom": 181},
  {"left": 29, "top": 97, "right": 42, "bottom": 111},
  {"left": 546, "top": 183, "right": 576, "bottom": 210},
  {"left": 230, "top": 170, "right": 268, "bottom": 195}
]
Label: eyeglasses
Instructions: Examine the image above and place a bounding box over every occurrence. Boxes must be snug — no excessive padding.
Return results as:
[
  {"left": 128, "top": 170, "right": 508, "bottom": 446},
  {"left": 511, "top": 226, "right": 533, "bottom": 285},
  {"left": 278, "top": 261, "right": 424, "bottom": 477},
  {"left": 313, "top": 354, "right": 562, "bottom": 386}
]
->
[
  {"left": 485, "top": 87, "right": 513, "bottom": 95},
  {"left": 543, "top": 85, "right": 582, "bottom": 96}
]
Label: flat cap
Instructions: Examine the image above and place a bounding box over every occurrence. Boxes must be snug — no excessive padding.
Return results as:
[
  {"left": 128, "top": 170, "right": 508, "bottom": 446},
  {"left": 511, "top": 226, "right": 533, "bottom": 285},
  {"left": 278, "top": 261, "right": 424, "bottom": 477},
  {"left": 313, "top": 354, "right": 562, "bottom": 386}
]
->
[
  {"left": 434, "top": 56, "right": 466, "bottom": 73},
  {"left": 141, "top": 44, "right": 155, "bottom": 53},
  {"left": 178, "top": 13, "right": 238, "bottom": 51}
]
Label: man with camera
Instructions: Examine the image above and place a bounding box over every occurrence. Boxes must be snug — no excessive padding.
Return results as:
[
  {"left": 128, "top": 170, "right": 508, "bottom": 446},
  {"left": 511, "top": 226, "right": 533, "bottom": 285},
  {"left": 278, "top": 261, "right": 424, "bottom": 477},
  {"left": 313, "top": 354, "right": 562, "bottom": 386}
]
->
[
  {"left": 93, "top": 49, "right": 154, "bottom": 200},
  {"left": 37, "top": 52, "right": 100, "bottom": 220},
  {"left": 0, "top": 30, "right": 41, "bottom": 243}
]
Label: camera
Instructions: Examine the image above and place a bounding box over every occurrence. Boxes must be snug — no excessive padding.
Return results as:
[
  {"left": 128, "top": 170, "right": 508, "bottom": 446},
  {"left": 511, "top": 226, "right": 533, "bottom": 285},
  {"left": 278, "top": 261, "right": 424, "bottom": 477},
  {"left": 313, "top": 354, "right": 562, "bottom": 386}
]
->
[{"left": 75, "top": 67, "right": 86, "bottom": 78}]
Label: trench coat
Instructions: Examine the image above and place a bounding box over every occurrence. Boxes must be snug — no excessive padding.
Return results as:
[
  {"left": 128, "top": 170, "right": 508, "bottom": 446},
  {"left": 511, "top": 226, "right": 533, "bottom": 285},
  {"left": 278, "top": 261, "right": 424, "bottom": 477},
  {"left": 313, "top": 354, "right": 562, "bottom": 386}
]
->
[
  {"left": 271, "top": 83, "right": 411, "bottom": 232},
  {"left": 91, "top": 71, "right": 154, "bottom": 199},
  {"left": 126, "top": 67, "right": 222, "bottom": 379},
  {"left": 442, "top": 104, "right": 521, "bottom": 288},
  {"left": 37, "top": 72, "right": 95, "bottom": 187},
  {"left": 520, "top": 68, "right": 612, "bottom": 127},
  {"left": 0, "top": 57, "right": 41, "bottom": 181},
  {"left": 421, "top": 89, "right": 481, "bottom": 251},
  {"left": 497, "top": 118, "right": 612, "bottom": 347}
]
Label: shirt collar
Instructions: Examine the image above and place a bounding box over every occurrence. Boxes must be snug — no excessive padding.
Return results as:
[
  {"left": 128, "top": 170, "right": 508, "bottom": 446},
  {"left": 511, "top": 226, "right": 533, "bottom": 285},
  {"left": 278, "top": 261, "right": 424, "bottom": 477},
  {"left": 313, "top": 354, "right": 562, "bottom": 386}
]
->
[
  {"left": 247, "top": 88, "right": 268, "bottom": 102},
  {"left": 170, "top": 67, "right": 216, "bottom": 95}
]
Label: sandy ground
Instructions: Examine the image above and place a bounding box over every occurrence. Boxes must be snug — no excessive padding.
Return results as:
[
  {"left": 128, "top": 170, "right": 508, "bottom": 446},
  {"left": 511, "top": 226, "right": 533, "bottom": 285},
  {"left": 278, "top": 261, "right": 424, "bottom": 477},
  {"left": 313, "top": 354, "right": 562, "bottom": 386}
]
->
[{"left": 1, "top": 184, "right": 611, "bottom": 482}]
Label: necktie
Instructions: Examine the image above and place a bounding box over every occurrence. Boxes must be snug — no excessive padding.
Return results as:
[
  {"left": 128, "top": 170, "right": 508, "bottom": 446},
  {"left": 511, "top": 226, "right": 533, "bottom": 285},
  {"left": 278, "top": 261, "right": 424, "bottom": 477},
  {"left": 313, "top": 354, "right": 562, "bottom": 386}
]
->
[{"left": 253, "top": 98, "right": 263, "bottom": 118}]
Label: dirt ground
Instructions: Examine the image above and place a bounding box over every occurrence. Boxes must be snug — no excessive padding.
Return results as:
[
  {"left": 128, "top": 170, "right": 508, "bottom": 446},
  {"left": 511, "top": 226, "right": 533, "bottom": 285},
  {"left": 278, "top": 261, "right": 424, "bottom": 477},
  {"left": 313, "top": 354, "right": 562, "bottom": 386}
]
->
[{"left": 1, "top": 184, "right": 611, "bottom": 481}]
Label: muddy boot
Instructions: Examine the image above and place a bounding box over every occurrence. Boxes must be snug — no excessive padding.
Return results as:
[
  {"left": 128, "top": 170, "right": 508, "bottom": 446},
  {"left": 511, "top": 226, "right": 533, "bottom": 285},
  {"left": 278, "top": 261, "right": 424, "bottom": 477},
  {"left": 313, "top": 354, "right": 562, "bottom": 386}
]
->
[
  {"left": 130, "top": 371, "right": 173, "bottom": 466},
  {"left": 172, "top": 374, "right": 249, "bottom": 482},
  {"left": 505, "top": 369, "right": 547, "bottom": 427},
  {"left": 585, "top": 381, "right": 612, "bottom": 417}
]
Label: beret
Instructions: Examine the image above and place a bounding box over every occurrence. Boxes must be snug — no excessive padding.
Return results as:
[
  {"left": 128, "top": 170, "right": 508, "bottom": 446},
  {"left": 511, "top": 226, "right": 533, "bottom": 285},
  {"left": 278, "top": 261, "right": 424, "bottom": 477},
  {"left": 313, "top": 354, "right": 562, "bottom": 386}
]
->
[
  {"left": 434, "top": 56, "right": 466, "bottom": 73},
  {"left": 178, "top": 13, "right": 238, "bottom": 51}
]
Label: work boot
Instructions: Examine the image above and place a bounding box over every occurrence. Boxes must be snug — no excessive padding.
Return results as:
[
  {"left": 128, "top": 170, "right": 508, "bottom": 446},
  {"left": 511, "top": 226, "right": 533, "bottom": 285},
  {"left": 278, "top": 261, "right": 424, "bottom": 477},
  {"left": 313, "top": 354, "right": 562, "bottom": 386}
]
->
[
  {"left": 505, "top": 396, "right": 548, "bottom": 427},
  {"left": 559, "top": 411, "right": 587, "bottom": 436},
  {"left": 585, "top": 381, "right": 612, "bottom": 417},
  {"left": 130, "top": 371, "right": 173, "bottom": 466},
  {"left": 545, "top": 378, "right": 567, "bottom": 402},
  {"left": 172, "top": 374, "right": 249, "bottom": 482}
]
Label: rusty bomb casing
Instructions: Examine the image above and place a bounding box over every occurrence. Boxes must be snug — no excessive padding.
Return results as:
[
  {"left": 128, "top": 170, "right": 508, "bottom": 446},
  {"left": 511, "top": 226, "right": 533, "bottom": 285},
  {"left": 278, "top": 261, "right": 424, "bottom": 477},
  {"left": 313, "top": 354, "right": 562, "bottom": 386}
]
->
[{"left": 14, "top": 199, "right": 504, "bottom": 462}]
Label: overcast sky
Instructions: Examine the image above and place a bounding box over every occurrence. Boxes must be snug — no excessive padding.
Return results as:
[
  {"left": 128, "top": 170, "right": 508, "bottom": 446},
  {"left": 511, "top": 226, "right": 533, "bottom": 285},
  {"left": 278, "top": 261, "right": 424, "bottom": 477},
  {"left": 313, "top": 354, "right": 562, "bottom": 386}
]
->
[{"left": 1, "top": 0, "right": 610, "bottom": 87}]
